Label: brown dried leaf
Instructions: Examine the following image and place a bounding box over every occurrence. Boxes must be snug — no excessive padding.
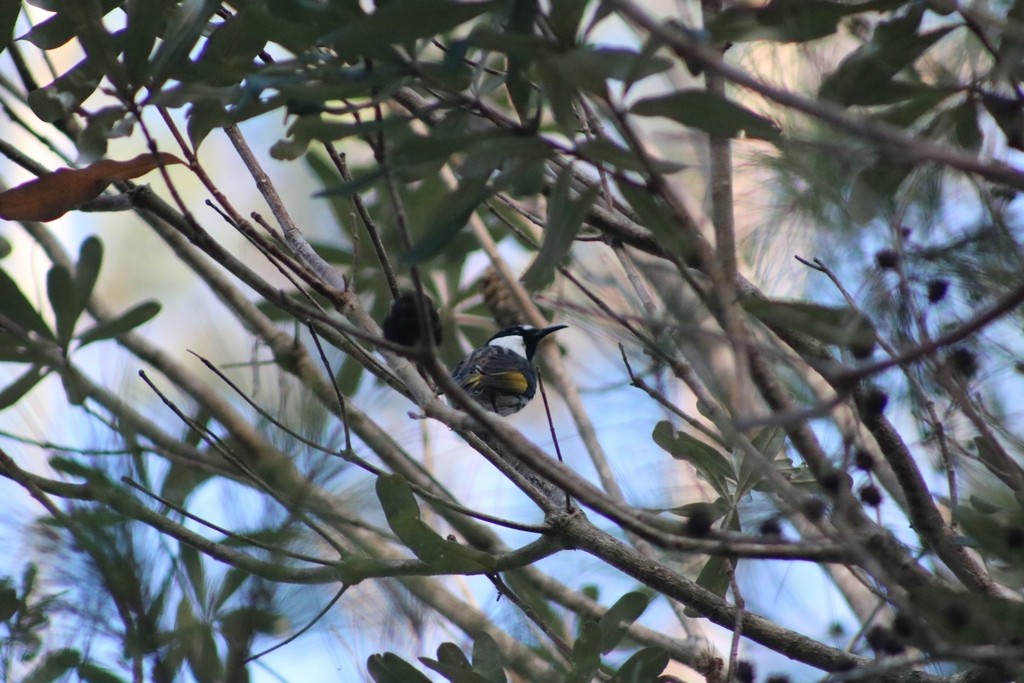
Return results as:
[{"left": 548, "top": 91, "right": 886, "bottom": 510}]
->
[{"left": 0, "top": 152, "right": 184, "bottom": 222}]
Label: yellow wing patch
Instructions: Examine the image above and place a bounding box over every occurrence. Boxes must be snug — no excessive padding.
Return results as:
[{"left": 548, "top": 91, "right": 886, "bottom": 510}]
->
[
  {"left": 490, "top": 371, "right": 528, "bottom": 394},
  {"left": 463, "top": 369, "right": 529, "bottom": 394}
]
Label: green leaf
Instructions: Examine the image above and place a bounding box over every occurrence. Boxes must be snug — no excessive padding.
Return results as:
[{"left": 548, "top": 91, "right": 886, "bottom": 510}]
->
[
  {"left": 951, "top": 98, "right": 983, "bottom": 151},
  {"left": 219, "top": 606, "right": 281, "bottom": 636},
  {"left": 75, "top": 107, "right": 129, "bottom": 163},
  {"left": 494, "top": 1, "right": 542, "bottom": 123},
  {"left": 735, "top": 428, "right": 787, "bottom": 498},
  {"left": 684, "top": 555, "right": 730, "bottom": 618},
  {"left": 269, "top": 136, "right": 310, "bottom": 161},
  {"left": 23, "top": 648, "right": 81, "bottom": 683},
  {"left": 186, "top": 99, "right": 230, "bottom": 150},
  {"left": 567, "top": 620, "right": 602, "bottom": 683},
  {"left": 20, "top": 9, "right": 86, "bottom": 49},
  {"left": 459, "top": 135, "right": 552, "bottom": 180},
  {"left": 49, "top": 457, "right": 112, "bottom": 484},
  {"left": 329, "top": 0, "right": 500, "bottom": 59},
  {"left": 0, "top": 334, "right": 38, "bottom": 363},
  {"left": 819, "top": 6, "right": 954, "bottom": 106},
  {"left": 77, "top": 663, "right": 127, "bottom": 683},
  {"left": 60, "top": 369, "right": 86, "bottom": 406},
  {"left": 27, "top": 56, "right": 104, "bottom": 122},
  {"left": 471, "top": 632, "right": 506, "bottom": 683},
  {"left": 905, "top": 583, "right": 1024, "bottom": 645},
  {"left": 0, "top": 365, "right": 46, "bottom": 411},
  {"left": 375, "top": 475, "right": 495, "bottom": 572},
  {"left": 0, "top": 266, "right": 54, "bottom": 341},
  {"left": 848, "top": 160, "right": 911, "bottom": 223},
  {"left": 391, "top": 130, "right": 492, "bottom": 168},
  {"left": 75, "top": 236, "right": 103, "bottom": 308},
  {"left": 212, "top": 568, "right": 249, "bottom": 612},
  {"left": 611, "top": 646, "right": 669, "bottom": 683},
  {"left": 0, "top": 0, "right": 21, "bottom": 57},
  {"left": 617, "top": 178, "right": 694, "bottom": 262},
  {"left": 160, "top": 453, "right": 214, "bottom": 507},
  {"left": 468, "top": 25, "right": 552, "bottom": 60},
  {"left": 521, "top": 166, "right": 597, "bottom": 290},
  {"left": 547, "top": 46, "right": 672, "bottom": 95},
  {"left": 968, "top": 494, "right": 1005, "bottom": 516},
  {"left": 664, "top": 498, "right": 730, "bottom": 523},
  {"left": 122, "top": 0, "right": 172, "bottom": 90},
  {"left": 194, "top": 11, "right": 269, "bottom": 81},
  {"left": 185, "top": 621, "right": 223, "bottom": 683},
  {"left": 983, "top": 93, "right": 1024, "bottom": 151},
  {"left": 368, "top": 652, "right": 433, "bottom": 683},
  {"left": 536, "top": 59, "right": 578, "bottom": 134},
  {"left": 709, "top": 0, "right": 904, "bottom": 43},
  {"left": 148, "top": 0, "right": 221, "bottom": 89},
  {"left": 999, "top": 0, "right": 1024, "bottom": 71},
  {"left": 875, "top": 86, "right": 954, "bottom": 127},
  {"left": 314, "top": 167, "right": 387, "bottom": 199},
  {"left": 180, "top": 543, "right": 206, "bottom": 606},
  {"left": 0, "top": 582, "right": 17, "bottom": 621},
  {"left": 76, "top": 300, "right": 161, "bottom": 348},
  {"left": 574, "top": 138, "right": 685, "bottom": 174},
  {"left": 549, "top": 0, "right": 587, "bottom": 46},
  {"left": 421, "top": 642, "right": 492, "bottom": 682},
  {"left": 631, "top": 90, "right": 781, "bottom": 141},
  {"left": 286, "top": 113, "right": 407, "bottom": 147},
  {"left": 597, "top": 592, "right": 649, "bottom": 653},
  {"left": 741, "top": 298, "right": 876, "bottom": 355},
  {"left": 403, "top": 175, "right": 492, "bottom": 265},
  {"left": 652, "top": 421, "right": 733, "bottom": 498},
  {"left": 47, "top": 265, "right": 78, "bottom": 350},
  {"left": 956, "top": 505, "right": 1024, "bottom": 564}
]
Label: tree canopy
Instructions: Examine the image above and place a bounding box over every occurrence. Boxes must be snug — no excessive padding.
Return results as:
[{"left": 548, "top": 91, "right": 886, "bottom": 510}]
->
[{"left": 2, "top": 0, "right": 1024, "bottom": 682}]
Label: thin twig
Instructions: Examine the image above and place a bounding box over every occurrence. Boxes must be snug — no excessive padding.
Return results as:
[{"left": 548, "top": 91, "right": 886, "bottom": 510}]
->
[
  {"left": 537, "top": 373, "right": 572, "bottom": 512},
  {"left": 619, "top": 345, "right": 722, "bottom": 444},
  {"left": 487, "top": 573, "right": 573, "bottom": 665},
  {"left": 187, "top": 350, "right": 550, "bottom": 534},
  {"left": 121, "top": 478, "right": 331, "bottom": 565},
  {"left": 324, "top": 143, "right": 401, "bottom": 298},
  {"left": 137, "top": 370, "right": 349, "bottom": 557},
  {"left": 724, "top": 559, "right": 745, "bottom": 682},
  {"left": 306, "top": 322, "right": 352, "bottom": 453},
  {"left": 245, "top": 584, "right": 350, "bottom": 662}
]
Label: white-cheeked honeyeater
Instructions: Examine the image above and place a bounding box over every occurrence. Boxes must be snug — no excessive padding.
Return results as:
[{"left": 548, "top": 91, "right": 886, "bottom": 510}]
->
[{"left": 450, "top": 324, "right": 567, "bottom": 416}]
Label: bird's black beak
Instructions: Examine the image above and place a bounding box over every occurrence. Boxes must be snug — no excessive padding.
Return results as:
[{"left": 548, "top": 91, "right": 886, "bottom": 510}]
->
[
  {"left": 523, "top": 324, "right": 567, "bottom": 360},
  {"left": 533, "top": 324, "right": 568, "bottom": 341}
]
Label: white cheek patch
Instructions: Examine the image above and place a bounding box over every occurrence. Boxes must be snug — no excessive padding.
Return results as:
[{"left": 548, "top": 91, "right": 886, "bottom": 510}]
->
[{"left": 489, "top": 335, "right": 527, "bottom": 358}]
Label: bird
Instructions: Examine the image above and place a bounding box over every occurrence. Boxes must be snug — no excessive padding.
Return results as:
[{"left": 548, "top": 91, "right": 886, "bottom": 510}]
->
[
  {"left": 381, "top": 290, "right": 442, "bottom": 347},
  {"left": 450, "top": 324, "right": 567, "bottom": 416}
]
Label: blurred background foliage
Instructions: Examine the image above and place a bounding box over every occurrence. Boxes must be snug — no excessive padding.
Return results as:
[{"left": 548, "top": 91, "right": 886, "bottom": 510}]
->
[{"left": 1, "top": 0, "right": 1024, "bottom": 681}]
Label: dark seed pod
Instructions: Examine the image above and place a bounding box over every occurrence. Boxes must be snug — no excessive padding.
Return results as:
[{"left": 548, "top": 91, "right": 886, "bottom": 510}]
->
[
  {"left": 1005, "top": 526, "right": 1024, "bottom": 549},
  {"left": 854, "top": 449, "right": 875, "bottom": 471},
  {"left": 943, "top": 602, "right": 970, "bottom": 631},
  {"left": 685, "top": 506, "right": 714, "bottom": 538},
  {"left": 802, "top": 497, "right": 827, "bottom": 522},
  {"left": 382, "top": 291, "right": 442, "bottom": 347},
  {"left": 875, "top": 249, "right": 900, "bottom": 270},
  {"left": 759, "top": 518, "right": 783, "bottom": 537},
  {"left": 858, "top": 388, "right": 889, "bottom": 417},
  {"left": 926, "top": 279, "right": 948, "bottom": 303},
  {"left": 733, "top": 660, "right": 754, "bottom": 683},
  {"left": 947, "top": 347, "right": 978, "bottom": 380},
  {"left": 859, "top": 484, "right": 882, "bottom": 508}
]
